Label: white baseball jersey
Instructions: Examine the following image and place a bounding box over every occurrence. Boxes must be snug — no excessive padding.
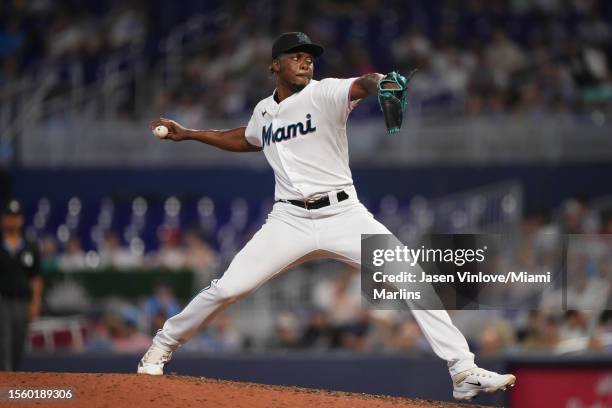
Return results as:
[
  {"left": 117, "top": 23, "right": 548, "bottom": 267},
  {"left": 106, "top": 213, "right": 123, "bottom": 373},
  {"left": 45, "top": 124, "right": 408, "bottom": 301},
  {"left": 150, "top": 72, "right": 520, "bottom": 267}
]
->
[{"left": 245, "top": 78, "right": 359, "bottom": 200}]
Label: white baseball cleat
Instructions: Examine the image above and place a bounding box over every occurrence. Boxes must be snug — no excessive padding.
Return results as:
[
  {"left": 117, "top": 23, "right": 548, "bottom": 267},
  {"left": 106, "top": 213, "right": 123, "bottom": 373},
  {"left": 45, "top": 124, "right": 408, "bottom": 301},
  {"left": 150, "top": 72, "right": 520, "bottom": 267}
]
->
[
  {"left": 137, "top": 344, "right": 173, "bottom": 375},
  {"left": 452, "top": 367, "right": 516, "bottom": 401}
]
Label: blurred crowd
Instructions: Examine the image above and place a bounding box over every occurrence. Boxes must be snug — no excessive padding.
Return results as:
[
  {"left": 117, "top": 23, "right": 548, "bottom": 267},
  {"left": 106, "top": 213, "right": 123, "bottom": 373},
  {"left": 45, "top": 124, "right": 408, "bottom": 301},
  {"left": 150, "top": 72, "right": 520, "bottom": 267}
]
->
[
  {"left": 0, "top": 0, "right": 148, "bottom": 87},
  {"left": 3, "top": 0, "right": 611, "bottom": 357},
  {"left": 1, "top": 0, "right": 611, "bottom": 121},
  {"left": 39, "top": 227, "right": 219, "bottom": 275},
  {"left": 22, "top": 195, "right": 612, "bottom": 356}
]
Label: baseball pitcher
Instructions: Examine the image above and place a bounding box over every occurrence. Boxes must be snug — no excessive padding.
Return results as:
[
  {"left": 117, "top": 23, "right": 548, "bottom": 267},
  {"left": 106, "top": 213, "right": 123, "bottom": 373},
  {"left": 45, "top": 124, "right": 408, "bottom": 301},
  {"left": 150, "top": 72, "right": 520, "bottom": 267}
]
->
[{"left": 139, "top": 32, "right": 516, "bottom": 401}]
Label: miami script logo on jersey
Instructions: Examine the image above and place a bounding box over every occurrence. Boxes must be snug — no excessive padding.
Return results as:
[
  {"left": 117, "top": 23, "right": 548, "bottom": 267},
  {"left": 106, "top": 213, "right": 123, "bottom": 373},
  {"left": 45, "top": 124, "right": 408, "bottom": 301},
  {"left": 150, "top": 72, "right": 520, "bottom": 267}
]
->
[{"left": 262, "top": 114, "right": 317, "bottom": 147}]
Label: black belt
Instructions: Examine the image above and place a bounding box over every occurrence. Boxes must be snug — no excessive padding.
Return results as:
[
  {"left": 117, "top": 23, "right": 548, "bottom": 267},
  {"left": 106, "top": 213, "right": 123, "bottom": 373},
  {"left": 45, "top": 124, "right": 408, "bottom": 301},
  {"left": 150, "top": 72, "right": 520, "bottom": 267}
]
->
[{"left": 277, "top": 190, "right": 349, "bottom": 210}]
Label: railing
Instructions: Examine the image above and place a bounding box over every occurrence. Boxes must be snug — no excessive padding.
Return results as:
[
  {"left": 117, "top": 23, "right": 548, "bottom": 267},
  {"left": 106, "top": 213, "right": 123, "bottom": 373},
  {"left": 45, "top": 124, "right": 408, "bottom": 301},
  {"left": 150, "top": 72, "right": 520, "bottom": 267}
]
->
[
  {"left": 4, "top": 7, "right": 612, "bottom": 168},
  {"left": 0, "top": 72, "right": 58, "bottom": 164},
  {"left": 17, "top": 114, "right": 612, "bottom": 167},
  {"left": 0, "top": 11, "right": 236, "bottom": 167},
  {"left": 0, "top": 46, "right": 148, "bottom": 167},
  {"left": 158, "top": 13, "right": 227, "bottom": 88}
]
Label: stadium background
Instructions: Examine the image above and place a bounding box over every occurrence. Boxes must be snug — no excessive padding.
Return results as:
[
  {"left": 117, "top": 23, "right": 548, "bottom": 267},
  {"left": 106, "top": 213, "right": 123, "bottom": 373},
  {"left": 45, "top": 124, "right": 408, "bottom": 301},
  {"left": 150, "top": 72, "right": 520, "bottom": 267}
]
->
[{"left": 1, "top": 0, "right": 612, "bottom": 406}]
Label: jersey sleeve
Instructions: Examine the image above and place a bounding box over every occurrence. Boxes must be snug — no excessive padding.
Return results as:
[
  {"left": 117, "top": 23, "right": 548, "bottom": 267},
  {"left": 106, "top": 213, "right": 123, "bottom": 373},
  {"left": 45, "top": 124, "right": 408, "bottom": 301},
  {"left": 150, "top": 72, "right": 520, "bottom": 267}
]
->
[
  {"left": 313, "top": 78, "right": 359, "bottom": 125},
  {"left": 244, "top": 108, "right": 262, "bottom": 148}
]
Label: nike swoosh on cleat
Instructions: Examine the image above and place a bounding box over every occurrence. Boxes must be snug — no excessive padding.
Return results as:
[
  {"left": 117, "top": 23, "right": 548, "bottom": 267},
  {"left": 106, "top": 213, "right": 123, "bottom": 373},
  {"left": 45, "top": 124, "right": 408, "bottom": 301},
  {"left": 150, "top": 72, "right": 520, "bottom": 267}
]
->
[
  {"left": 261, "top": 110, "right": 267, "bottom": 117},
  {"left": 465, "top": 381, "right": 481, "bottom": 386}
]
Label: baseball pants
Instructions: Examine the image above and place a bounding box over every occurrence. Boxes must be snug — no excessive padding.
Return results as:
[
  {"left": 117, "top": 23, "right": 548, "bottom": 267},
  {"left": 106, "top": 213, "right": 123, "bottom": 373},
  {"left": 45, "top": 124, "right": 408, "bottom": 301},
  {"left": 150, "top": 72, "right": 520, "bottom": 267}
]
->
[{"left": 153, "top": 186, "right": 476, "bottom": 375}]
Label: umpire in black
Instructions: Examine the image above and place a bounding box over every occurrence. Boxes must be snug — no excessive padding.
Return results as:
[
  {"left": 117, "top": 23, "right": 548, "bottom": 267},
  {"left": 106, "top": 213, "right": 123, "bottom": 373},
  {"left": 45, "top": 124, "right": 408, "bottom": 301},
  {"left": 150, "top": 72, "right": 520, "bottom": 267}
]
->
[{"left": 0, "top": 199, "right": 42, "bottom": 370}]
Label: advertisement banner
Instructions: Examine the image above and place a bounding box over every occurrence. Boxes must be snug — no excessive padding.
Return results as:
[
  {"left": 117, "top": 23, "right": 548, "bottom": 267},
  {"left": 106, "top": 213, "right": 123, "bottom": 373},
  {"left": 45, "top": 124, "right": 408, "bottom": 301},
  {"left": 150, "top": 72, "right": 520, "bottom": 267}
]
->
[{"left": 511, "top": 367, "right": 612, "bottom": 408}]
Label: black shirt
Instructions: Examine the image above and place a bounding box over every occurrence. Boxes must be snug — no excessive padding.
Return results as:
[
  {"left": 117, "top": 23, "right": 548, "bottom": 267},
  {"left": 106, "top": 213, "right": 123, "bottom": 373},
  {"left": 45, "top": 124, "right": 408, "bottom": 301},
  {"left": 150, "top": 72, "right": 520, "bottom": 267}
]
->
[{"left": 0, "top": 238, "right": 41, "bottom": 299}]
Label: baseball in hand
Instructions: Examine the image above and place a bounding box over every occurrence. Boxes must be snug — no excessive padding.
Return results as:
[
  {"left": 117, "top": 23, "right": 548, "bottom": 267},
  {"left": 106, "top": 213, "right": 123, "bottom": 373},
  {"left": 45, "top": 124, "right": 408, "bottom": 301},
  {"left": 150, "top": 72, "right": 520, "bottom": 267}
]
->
[{"left": 153, "top": 125, "right": 169, "bottom": 139}]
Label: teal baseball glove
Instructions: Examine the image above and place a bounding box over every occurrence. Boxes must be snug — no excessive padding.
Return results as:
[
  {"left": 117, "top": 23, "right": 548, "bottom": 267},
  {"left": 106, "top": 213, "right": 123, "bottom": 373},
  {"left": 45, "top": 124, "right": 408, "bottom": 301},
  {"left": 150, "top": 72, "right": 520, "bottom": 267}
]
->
[{"left": 377, "top": 69, "right": 417, "bottom": 134}]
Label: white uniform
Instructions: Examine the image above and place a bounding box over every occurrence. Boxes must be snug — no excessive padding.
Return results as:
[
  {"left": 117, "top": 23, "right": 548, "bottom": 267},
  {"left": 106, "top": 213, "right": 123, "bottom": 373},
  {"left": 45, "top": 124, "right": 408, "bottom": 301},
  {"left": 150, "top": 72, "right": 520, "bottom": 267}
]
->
[{"left": 153, "top": 78, "right": 476, "bottom": 376}]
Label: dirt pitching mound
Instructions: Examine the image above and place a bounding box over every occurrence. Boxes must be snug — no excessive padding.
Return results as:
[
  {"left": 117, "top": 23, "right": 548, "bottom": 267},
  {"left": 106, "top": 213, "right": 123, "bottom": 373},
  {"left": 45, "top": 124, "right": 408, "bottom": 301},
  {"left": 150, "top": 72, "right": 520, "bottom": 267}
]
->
[{"left": 0, "top": 372, "right": 492, "bottom": 408}]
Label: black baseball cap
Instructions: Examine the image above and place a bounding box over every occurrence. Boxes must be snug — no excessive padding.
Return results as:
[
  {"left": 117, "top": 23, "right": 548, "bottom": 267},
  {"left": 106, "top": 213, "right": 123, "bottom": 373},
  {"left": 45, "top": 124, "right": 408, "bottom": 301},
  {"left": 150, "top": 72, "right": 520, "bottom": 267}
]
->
[
  {"left": 2, "top": 199, "right": 22, "bottom": 216},
  {"left": 272, "top": 32, "right": 324, "bottom": 59}
]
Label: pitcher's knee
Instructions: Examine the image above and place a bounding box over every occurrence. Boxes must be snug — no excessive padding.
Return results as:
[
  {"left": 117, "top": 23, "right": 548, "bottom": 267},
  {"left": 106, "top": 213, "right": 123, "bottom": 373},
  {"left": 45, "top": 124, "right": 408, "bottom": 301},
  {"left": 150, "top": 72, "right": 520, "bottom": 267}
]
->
[{"left": 201, "top": 278, "right": 251, "bottom": 304}]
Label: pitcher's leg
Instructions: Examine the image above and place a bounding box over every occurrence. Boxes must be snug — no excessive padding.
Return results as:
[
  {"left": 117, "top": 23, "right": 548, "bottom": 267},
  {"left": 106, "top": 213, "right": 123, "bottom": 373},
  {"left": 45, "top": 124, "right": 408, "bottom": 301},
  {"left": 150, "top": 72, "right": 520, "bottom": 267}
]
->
[
  {"left": 11, "top": 300, "right": 29, "bottom": 371},
  {"left": 410, "top": 310, "right": 475, "bottom": 375},
  {"left": 154, "top": 211, "right": 317, "bottom": 352},
  {"left": 0, "top": 299, "right": 11, "bottom": 371},
  {"left": 317, "top": 202, "right": 475, "bottom": 374}
]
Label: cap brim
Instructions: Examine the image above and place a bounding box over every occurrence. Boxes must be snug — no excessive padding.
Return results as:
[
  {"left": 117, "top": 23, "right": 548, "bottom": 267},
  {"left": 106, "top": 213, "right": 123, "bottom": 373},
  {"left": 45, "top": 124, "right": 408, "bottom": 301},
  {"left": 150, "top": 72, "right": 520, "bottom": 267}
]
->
[{"left": 280, "top": 43, "right": 324, "bottom": 58}]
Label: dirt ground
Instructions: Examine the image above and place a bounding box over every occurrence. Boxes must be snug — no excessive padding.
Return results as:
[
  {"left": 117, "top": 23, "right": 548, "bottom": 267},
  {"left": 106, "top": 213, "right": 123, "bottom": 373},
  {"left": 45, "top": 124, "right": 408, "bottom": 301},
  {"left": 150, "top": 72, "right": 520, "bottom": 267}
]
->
[{"left": 0, "top": 372, "right": 493, "bottom": 408}]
